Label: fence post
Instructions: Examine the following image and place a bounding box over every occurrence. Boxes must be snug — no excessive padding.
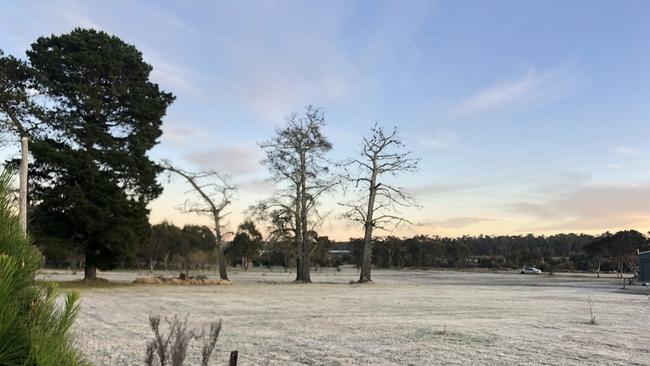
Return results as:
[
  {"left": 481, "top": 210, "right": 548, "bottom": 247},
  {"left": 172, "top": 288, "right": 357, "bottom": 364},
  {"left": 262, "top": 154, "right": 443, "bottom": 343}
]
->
[{"left": 229, "top": 350, "right": 238, "bottom": 366}]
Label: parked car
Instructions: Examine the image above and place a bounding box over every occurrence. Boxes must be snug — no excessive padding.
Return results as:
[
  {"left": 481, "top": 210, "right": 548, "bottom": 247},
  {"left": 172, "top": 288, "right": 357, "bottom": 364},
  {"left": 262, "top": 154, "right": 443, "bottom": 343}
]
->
[{"left": 521, "top": 267, "right": 542, "bottom": 274}]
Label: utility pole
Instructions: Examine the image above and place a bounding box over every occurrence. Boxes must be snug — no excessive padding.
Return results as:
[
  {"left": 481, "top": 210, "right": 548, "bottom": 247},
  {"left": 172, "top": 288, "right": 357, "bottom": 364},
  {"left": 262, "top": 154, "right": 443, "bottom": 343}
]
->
[{"left": 19, "top": 136, "right": 28, "bottom": 235}]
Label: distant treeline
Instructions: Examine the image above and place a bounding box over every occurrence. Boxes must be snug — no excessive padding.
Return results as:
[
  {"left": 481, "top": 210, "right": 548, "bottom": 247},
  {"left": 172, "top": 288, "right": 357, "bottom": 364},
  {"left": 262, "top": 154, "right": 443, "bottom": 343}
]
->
[
  {"left": 344, "top": 230, "right": 648, "bottom": 274},
  {"left": 39, "top": 220, "right": 648, "bottom": 276}
]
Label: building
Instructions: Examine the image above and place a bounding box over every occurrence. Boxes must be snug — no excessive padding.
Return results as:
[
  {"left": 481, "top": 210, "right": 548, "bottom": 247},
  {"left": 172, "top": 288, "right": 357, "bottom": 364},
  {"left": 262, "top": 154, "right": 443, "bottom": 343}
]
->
[{"left": 640, "top": 251, "right": 650, "bottom": 283}]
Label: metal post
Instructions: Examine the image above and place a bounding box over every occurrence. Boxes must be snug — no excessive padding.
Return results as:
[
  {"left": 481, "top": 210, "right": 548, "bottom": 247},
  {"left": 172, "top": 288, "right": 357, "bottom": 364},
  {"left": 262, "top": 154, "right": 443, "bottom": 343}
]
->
[{"left": 229, "top": 350, "right": 238, "bottom": 366}]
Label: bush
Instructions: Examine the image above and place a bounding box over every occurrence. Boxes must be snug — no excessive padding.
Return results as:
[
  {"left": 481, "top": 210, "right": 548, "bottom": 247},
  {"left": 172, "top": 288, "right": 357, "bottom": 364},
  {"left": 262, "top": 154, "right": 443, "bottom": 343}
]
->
[
  {"left": 0, "top": 169, "right": 86, "bottom": 365},
  {"left": 145, "top": 315, "right": 222, "bottom": 366}
]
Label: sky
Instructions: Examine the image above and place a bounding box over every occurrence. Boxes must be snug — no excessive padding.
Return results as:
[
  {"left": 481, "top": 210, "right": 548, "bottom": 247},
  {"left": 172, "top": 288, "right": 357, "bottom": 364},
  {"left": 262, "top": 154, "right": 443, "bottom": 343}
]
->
[{"left": 1, "top": 0, "right": 650, "bottom": 240}]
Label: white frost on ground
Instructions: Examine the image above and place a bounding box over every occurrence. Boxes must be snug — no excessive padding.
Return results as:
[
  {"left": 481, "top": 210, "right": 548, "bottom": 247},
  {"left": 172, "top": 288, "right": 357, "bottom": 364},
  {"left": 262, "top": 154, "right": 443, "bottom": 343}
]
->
[{"left": 40, "top": 268, "right": 650, "bottom": 365}]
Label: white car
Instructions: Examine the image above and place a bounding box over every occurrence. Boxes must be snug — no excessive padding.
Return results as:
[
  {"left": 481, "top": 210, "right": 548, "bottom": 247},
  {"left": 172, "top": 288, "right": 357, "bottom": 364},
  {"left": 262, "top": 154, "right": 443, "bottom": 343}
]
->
[{"left": 520, "top": 267, "right": 542, "bottom": 274}]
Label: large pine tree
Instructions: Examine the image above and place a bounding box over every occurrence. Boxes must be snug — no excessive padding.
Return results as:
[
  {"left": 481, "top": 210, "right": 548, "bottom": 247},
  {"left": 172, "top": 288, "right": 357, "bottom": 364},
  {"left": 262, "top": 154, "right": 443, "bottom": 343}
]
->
[{"left": 27, "top": 28, "right": 174, "bottom": 280}]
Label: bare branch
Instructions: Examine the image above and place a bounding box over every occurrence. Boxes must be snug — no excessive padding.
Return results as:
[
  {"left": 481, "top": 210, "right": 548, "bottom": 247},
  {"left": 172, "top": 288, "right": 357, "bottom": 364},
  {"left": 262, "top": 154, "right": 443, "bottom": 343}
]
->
[
  {"left": 160, "top": 159, "right": 238, "bottom": 280},
  {"left": 339, "top": 123, "right": 420, "bottom": 282}
]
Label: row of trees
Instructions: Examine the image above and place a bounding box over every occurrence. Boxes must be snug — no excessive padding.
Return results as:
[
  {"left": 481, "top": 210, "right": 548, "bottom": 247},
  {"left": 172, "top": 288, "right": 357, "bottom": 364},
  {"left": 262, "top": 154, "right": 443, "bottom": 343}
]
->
[
  {"left": 39, "top": 221, "right": 648, "bottom": 278},
  {"left": 345, "top": 231, "right": 647, "bottom": 274}
]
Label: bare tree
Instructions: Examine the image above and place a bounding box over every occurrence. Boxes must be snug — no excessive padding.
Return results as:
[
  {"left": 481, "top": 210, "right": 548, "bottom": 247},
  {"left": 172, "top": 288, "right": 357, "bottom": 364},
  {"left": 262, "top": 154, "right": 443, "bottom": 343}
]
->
[
  {"left": 254, "top": 106, "right": 334, "bottom": 283},
  {"left": 341, "top": 124, "right": 419, "bottom": 282},
  {"left": 160, "top": 160, "right": 236, "bottom": 281},
  {"left": 0, "top": 50, "right": 42, "bottom": 235}
]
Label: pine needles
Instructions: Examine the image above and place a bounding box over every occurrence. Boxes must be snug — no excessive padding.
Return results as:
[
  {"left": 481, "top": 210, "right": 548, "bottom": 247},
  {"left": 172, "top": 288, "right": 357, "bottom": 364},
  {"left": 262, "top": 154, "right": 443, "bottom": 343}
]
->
[{"left": 0, "top": 168, "right": 86, "bottom": 365}]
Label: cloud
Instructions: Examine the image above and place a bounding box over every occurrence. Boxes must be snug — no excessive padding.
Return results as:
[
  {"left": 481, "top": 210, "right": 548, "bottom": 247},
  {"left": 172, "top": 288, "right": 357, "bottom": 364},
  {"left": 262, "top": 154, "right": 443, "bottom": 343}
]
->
[
  {"left": 510, "top": 183, "right": 650, "bottom": 232},
  {"left": 419, "top": 131, "right": 458, "bottom": 150},
  {"left": 409, "top": 182, "right": 478, "bottom": 197},
  {"left": 145, "top": 55, "right": 200, "bottom": 96},
  {"left": 606, "top": 163, "right": 623, "bottom": 169},
  {"left": 420, "top": 217, "right": 493, "bottom": 229},
  {"left": 614, "top": 146, "right": 639, "bottom": 156},
  {"left": 238, "top": 178, "right": 276, "bottom": 193},
  {"left": 48, "top": 1, "right": 102, "bottom": 30},
  {"left": 209, "top": 1, "right": 434, "bottom": 122},
  {"left": 453, "top": 64, "right": 577, "bottom": 114},
  {"left": 144, "top": 6, "right": 197, "bottom": 35},
  {"left": 536, "top": 172, "right": 591, "bottom": 194},
  {"left": 229, "top": 45, "right": 363, "bottom": 122},
  {"left": 184, "top": 146, "right": 263, "bottom": 175},
  {"left": 161, "top": 124, "right": 207, "bottom": 147},
  {"left": 509, "top": 202, "right": 557, "bottom": 219}
]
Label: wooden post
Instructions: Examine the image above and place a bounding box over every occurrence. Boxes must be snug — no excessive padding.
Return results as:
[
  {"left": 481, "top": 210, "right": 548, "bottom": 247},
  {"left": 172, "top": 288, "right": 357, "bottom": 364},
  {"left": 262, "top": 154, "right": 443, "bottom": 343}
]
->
[
  {"left": 19, "top": 136, "right": 28, "bottom": 235},
  {"left": 229, "top": 350, "right": 238, "bottom": 366}
]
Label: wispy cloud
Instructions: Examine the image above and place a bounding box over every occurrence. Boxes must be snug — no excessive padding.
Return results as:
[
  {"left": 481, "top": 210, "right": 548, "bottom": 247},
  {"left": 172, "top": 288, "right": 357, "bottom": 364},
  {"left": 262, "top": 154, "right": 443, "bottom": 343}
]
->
[
  {"left": 211, "top": 1, "right": 434, "bottom": 122},
  {"left": 420, "top": 217, "right": 493, "bottom": 229},
  {"left": 48, "top": 1, "right": 102, "bottom": 30},
  {"left": 419, "top": 131, "right": 458, "bottom": 150},
  {"left": 161, "top": 123, "right": 207, "bottom": 147},
  {"left": 237, "top": 178, "right": 276, "bottom": 193},
  {"left": 184, "top": 146, "right": 263, "bottom": 175},
  {"left": 409, "top": 182, "right": 479, "bottom": 197},
  {"left": 453, "top": 64, "right": 577, "bottom": 115},
  {"left": 511, "top": 183, "right": 650, "bottom": 232},
  {"left": 145, "top": 55, "right": 200, "bottom": 97},
  {"left": 145, "top": 6, "right": 197, "bottom": 35},
  {"left": 614, "top": 146, "right": 639, "bottom": 156}
]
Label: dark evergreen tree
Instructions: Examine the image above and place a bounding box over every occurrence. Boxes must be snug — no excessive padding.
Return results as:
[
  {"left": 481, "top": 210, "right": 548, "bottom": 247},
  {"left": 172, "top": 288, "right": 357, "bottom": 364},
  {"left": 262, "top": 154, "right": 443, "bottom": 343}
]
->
[
  {"left": 229, "top": 220, "right": 263, "bottom": 270},
  {"left": 26, "top": 29, "right": 174, "bottom": 280}
]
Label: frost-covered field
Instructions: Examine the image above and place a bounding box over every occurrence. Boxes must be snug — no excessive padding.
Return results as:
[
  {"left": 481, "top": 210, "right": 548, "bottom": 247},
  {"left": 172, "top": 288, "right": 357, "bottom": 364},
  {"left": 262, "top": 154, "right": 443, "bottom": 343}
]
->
[{"left": 40, "top": 268, "right": 650, "bottom": 365}]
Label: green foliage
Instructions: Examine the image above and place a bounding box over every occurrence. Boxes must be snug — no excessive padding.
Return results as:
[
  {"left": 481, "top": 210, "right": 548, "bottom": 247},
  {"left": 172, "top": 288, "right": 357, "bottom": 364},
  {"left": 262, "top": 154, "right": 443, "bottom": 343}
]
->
[
  {"left": 0, "top": 48, "right": 41, "bottom": 138},
  {"left": 585, "top": 230, "right": 649, "bottom": 275},
  {"left": 342, "top": 233, "right": 600, "bottom": 269},
  {"left": 310, "top": 235, "right": 335, "bottom": 267},
  {"left": 0, "top": 169, "right": 86, "bottom": 365},
  {"left": 25, "top": 29, "right": 174, "bottom": 278},
  {"left": 228, "top": 220, "right": 263, "bottom": 265},
  {"left": 181, "top": 225, "right": 216, "bottom": 253},
  {"left": 137, "top": 222, "right": 216, "bottom": 270}
]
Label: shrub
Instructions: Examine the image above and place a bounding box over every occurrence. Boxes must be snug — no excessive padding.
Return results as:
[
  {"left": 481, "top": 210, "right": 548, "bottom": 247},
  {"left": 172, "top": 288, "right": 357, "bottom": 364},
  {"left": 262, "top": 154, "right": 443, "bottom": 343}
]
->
[
  {"left": 145, "top": 315, "right": 222, "bottom": 366},
  {"left": 0, "top": 169, "right": 86, "bottom": 365},
  {"left": 587, "top": 296, "right": 597, "bottom": 325}
]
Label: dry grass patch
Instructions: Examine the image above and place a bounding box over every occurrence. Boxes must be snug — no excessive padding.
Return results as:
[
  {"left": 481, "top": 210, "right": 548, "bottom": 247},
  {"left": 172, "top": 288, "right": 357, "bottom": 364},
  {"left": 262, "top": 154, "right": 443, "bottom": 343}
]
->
[{"left": 133, "top": 276, "right": 231, "bottom": 285}]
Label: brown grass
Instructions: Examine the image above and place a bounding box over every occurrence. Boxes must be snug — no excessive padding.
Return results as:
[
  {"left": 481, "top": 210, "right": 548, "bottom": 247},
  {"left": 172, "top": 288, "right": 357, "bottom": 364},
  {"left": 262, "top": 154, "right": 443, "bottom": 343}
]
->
[
  {"left": 47, "top": 279, "right": 132, "bottom": 290},
  {"left": 133, "top": 276, "right": 231, "bottom": 285}
]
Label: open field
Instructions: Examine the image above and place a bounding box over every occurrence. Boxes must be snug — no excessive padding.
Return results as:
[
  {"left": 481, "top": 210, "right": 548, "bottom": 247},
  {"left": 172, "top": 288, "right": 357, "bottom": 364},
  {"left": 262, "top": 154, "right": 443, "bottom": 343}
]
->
[{"left": 40, "top": 268, "right": 650, "bottom": 365}]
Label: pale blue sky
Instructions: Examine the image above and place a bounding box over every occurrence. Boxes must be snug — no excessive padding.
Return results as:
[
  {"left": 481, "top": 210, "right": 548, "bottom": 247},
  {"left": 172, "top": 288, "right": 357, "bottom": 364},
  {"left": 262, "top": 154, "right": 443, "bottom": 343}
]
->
[{"left": 2, "top": 0, "right": 649, "bottom": 239}]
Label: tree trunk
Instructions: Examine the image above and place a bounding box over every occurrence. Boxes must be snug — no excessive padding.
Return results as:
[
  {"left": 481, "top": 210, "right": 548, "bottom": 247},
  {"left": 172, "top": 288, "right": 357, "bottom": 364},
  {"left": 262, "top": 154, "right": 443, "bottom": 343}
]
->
[
  {"left": 294, "top": 183, "right": 303, "bottom": 282},
  {"left": 359, "top": 169, "right": 377, "bottom": 283},
  {"left": 298, "top": 151, "right": 311, "bottom": 283},
  {"left": 19, "top": 136, "right": 28, "bottom": 236},
  {"left": 84, "top": 264, "right": 97, "bottom": 281},
  {"left": 217, "top": 243, "right": 228, "bottom": 280},
  {"left": 214, "top": 216, "right": 229, "bottom": 281}
]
